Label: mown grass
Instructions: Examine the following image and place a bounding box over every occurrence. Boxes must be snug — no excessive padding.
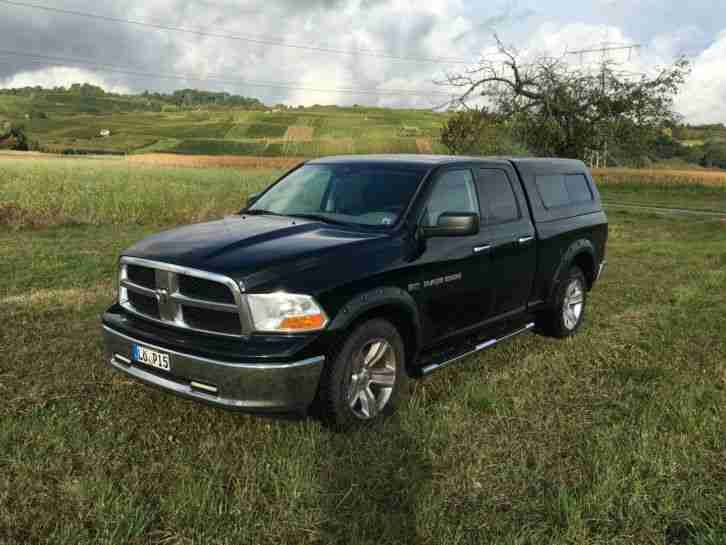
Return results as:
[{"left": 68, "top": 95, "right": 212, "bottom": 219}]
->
[
  {"left": 1, "top": 156, "right": 725, "bottom": 544},
  {"left": 0, "top": 158, "right": 281, "bottom": 229},
  {"left": 594, "top": 168, "right": 726, "bottom": 212}
]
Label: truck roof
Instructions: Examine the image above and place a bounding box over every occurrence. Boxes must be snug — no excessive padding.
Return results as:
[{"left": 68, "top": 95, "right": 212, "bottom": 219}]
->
[{"left": 308, "top": 154, "right": 587, "bottom": 171}]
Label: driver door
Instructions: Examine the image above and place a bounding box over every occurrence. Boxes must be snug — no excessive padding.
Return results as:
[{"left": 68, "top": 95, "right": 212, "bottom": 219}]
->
[{"left": 410, "top": 168, "right": 498, "bottom": 342}]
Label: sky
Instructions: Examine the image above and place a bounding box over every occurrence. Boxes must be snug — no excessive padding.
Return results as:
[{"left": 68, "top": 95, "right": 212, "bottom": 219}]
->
[{"left": 1, "top": 0, "right": 725, "bottom": 123}]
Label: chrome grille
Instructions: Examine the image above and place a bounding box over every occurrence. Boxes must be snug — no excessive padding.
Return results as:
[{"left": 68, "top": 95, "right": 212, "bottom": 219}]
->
[{"left": 118, "top": 257, "right": 249, "bottom": 337}]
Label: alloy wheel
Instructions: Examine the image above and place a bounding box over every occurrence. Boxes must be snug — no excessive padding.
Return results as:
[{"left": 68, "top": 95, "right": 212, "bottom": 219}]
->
[
  {"left": 346, "top": 338, "right": 397, "bottom": 419},
  {"left": 563, "top": 279, "right": 585, "bottom": 330}
]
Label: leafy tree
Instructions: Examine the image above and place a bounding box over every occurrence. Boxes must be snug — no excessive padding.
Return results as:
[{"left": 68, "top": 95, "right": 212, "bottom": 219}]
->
[{"left": 442, "top": 36, "right": 691, "bottom": 164}]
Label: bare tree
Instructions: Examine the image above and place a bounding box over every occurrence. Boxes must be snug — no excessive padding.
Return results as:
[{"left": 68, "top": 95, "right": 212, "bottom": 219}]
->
[{"left": 440, "top": 36, "right": 690, "bottom": 163}]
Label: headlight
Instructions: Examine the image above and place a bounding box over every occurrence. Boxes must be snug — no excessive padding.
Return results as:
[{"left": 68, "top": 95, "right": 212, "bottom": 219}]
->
[{"left": 246, "top": 293, "right": 329, "bottom": 333}]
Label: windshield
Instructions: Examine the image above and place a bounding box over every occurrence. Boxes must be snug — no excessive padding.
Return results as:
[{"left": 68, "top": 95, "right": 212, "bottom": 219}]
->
[{"left": 248, "top": 163, "right": 427, "bottom": 228}]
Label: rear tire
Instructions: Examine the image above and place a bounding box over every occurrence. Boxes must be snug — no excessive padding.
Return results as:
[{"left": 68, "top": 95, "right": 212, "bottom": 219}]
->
[
  {"left": 317, "top": 319, "right": 407, "bottom": 431},
  {"left": 537, "top": 266, "right": 588, "bottom": 338}
]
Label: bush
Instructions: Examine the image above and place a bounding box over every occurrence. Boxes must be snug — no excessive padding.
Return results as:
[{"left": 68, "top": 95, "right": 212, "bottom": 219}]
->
[
  {"left": 0, "top": 125, "right": 29, "bottom": 151},
  {"left": 441, "top": 109, "right": 528, "bottom": 156}
]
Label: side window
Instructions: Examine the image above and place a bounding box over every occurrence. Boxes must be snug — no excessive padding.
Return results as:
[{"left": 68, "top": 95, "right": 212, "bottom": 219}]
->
[
  {"left": 477, "top": 169, "right": 520, "bottom": 225},
  {"left": 536, "top": 173, "right": 594, "bottom": 209},
  {"left": 422, "top": 169, "right": 478, "bottom": 227},
  {"left": 535, "top": 175, "right": 569, "bottom": 208},
  {"left": 564, "top": 174, "right": 594, "bottom": 203}
]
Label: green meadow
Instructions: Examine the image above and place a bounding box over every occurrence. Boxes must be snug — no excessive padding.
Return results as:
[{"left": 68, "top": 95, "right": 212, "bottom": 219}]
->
[{"left": 1, "top": 156, "right": 725, "bottom": 544}]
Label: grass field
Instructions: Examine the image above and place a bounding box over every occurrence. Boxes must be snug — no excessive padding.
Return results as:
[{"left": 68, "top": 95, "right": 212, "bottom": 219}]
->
[{"left": 1, "top": 157, "right": 725, "bottom": 544}]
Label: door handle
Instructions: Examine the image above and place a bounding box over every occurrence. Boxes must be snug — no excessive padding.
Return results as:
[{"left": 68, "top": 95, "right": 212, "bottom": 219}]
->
[
  {"left": 517, "top": 236, "right": 534, "bottom": 245},
  {"left": 473, "top": 244, "right": 492, "bottom": 254}
]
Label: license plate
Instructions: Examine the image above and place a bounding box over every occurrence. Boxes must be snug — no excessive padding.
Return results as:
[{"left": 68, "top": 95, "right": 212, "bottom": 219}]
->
[{"left": 133, "top": 344, "right": 171, "bottom": 372}]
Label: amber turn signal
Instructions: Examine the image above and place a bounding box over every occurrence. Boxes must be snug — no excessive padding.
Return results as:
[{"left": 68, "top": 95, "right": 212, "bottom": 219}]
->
[{"left": 279, "top": 314, "right": 327, "bottom": 331}]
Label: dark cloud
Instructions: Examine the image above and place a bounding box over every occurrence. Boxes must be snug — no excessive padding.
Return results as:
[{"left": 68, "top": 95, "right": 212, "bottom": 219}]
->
[
  {"left": 0, "top": 0, "right": 461, "bottom": 106},
  {"left": 1, "top": 1, "right": 182, "bottom": 81}
]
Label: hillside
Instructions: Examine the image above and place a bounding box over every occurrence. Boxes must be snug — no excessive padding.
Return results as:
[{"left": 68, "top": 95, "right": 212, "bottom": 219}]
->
[
  {"left": 4, "top": 84, "right": 724, "bottom": 166},
  {"left": 0, "top": 85, "right": 449, "bottom": 156}
]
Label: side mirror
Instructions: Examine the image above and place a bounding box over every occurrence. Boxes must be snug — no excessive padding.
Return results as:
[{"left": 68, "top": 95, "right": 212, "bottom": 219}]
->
[
  {"left": 246, "top": 192, "right": 261, "bottom": 207},
  {"left": 421, "top": 212, "right": 480, "bottom": 238}
]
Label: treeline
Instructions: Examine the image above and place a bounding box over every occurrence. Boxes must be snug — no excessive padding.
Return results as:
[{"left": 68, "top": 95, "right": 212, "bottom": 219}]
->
[
  {"left": 140, "top": 89, "right": 266, "bottom": 109},
  {"left": 650, "top": 123, "right": 726, "bottom": 169},
  {"left": 0, "top": 84, "right": 267, "bottom": 111}
]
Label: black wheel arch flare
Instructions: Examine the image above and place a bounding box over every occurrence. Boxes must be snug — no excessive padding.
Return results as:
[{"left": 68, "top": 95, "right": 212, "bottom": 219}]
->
[
  {"left": 549, "top": 239, "right": 597, "bottom": 304},
  {"left": 327, "top": 286, "right": 423, "bottom": 373}
]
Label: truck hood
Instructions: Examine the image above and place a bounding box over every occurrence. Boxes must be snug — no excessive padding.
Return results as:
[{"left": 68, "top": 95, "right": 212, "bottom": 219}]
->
[{"left": 123, "top": 215, "right": 387, "bottom": 287}]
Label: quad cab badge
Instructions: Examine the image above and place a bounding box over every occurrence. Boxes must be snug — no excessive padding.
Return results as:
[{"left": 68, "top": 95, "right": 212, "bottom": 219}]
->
[{"left": 408, "top": 273, "right": 462, "bottom": 292}]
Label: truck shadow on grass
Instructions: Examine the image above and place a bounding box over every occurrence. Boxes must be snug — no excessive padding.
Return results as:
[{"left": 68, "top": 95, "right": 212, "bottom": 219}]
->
[{"left": 317, "top": 414, "right": 432, "bottom": 545}]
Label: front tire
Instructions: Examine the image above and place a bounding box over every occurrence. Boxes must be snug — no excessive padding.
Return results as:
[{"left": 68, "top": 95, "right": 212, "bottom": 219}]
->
[
  {"left": 318, "top": 319, "right": 407, "bottom": 431},
  {"left": 537, "top": 266, "right": 588, "bottom": 338}
]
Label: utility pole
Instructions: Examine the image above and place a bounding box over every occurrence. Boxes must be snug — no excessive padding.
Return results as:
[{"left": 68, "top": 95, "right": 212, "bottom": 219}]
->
[{"left": 566, "top": 43, "right": 641, "bottom": 168}]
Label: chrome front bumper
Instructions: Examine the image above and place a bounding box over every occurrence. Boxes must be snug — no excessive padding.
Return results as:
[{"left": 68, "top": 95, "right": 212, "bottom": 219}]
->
[{"left": 102, "top": 325, "right": 324, "bottom": 412}]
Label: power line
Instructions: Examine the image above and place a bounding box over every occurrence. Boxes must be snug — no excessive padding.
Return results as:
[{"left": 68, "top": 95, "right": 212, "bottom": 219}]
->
[
  {"left": 0, "top": 49, "right": 454, "bottom": 99},
  {"left": 0, "top": 0, "right": 474, "bottom": 65}
]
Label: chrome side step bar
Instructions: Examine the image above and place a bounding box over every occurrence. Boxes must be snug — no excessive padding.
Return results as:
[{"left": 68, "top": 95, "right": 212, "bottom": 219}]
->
[{"left": 420, "top": 322, "right": 535, "bottom": 376}]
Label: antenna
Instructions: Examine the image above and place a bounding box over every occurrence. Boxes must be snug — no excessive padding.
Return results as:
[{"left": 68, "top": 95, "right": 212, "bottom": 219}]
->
[{"left": 565, "top": 42, "right": 642, "bottom": 168}]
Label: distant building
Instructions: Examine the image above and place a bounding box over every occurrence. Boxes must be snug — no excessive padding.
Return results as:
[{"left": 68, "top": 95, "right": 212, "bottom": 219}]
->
[{"left": 100, "top": 129, "right": 111, "bottom": 137}]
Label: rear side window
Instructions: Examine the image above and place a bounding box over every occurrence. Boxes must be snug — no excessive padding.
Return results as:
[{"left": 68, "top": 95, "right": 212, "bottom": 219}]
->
[
  {"left": 536, "top": 174, "right": 593, "bottom": 209},
  {"left": 477, "top": 169, "right": 520, "bottom": 224},
  {"left": 564, "top": 174, "right": 594, "bottom": 204}
]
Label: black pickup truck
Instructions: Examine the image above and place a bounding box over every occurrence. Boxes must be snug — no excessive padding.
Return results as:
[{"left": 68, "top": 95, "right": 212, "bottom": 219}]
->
[{"left": 102, "top": 155, "right": 607, "bottom": 429}]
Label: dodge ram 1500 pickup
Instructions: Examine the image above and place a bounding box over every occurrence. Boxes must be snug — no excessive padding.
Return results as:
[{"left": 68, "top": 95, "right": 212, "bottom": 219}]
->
[{"left": 102, "top": 155, "right": 608, "bottom": 430}]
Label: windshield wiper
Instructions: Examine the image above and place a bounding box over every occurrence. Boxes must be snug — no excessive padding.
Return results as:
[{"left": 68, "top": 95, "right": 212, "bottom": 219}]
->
[
  {"left": 242, "top": 209, "right": 283, "bottom": 216},
  {"left": 243, "top": 210, "right": 354, "bottom": 227},
  {"left": 287, "top": 213, "right": 353, "bottom": 227}
]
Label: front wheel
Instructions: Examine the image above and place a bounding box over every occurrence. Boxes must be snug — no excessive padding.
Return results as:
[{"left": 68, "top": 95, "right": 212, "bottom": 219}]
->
[
  {"left": 317, "top": 319, "right": 407, "bottom": 431},
  {"left": 537, "top": 266, "right": 588, "bottom": 338}
]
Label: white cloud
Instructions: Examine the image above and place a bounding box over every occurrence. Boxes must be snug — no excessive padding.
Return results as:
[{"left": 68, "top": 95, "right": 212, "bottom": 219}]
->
[
  {"left": 674, "top": 30, "right": 726, "bottom": 124},
  {"left": 0, "top": 67, "right": 131, "bottom": 94}
]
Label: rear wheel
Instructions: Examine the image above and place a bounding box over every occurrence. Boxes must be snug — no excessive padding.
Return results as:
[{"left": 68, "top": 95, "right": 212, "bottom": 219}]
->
[
  {"left": 538, "top": 266, "right": 588, "bottom": 338},
  {"left": 318, "top": 319, "right": 407, "bottom": 431}
]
